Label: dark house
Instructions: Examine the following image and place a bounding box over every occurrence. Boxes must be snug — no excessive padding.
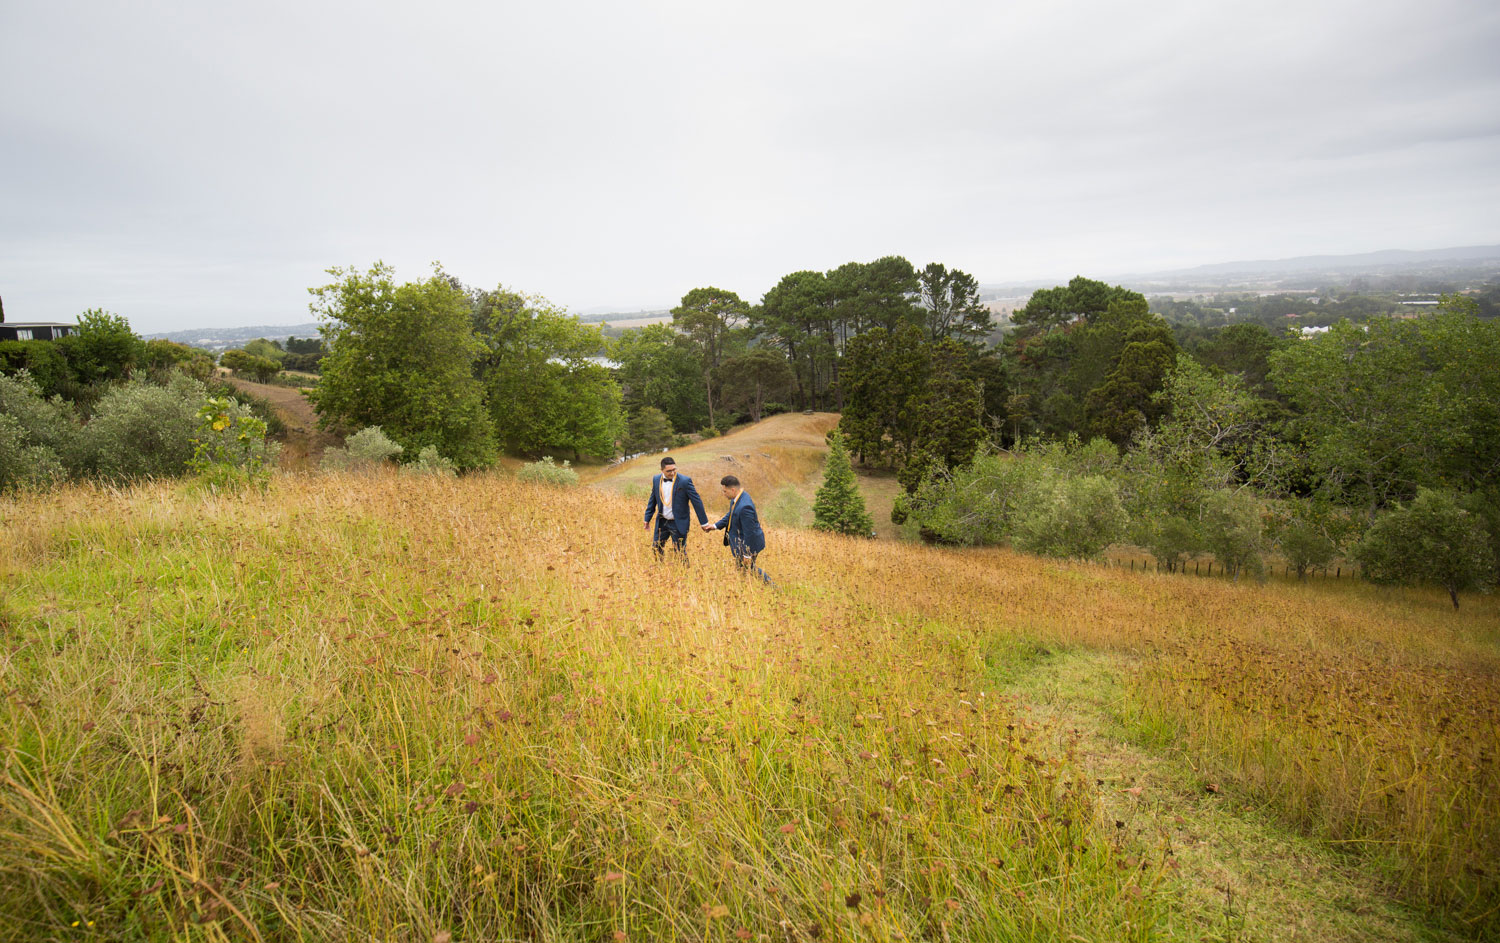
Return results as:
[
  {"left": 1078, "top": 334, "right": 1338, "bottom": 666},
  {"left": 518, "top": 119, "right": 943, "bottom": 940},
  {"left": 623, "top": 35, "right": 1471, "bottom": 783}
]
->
[{"left": 0, "top": 322, "right": 75, "bottom": 342}]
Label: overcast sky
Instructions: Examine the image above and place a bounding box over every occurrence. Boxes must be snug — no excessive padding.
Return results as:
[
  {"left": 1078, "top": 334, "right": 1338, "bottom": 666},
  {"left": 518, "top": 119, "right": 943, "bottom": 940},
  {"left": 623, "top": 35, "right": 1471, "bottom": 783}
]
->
[{"left": 4, "top": 0, "right": 1499, "bottom": 333}]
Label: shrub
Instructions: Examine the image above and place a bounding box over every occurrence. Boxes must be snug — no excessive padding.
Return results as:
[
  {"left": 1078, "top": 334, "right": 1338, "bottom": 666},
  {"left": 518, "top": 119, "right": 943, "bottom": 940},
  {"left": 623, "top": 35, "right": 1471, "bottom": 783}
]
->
[
  {"left": 73, "top": 376, "right": 206, "bottom": 482},
  {"left": 400, "top": 445, "right": 457, "bottom": 477},
  {"left": 900, "top": 446, "right": 1047, "bottom": 546},
  {"left": 1133, "top": 514, "right": 1200, "bottom": 573},
  {"left": 1353, "top": 488, "right": 1495, "bottom": 609},
  {"left": 1200, "top": 489, "right": 1267, "bottom": 581},
  {"left": 764, "top": 485, "right": 811, "bottom": 528},
  {"left": 517, "top": 456, "right": 578, "bottom": 487},
  {"left": 321, "top": 426, "right": 403, "bottom": 473},
  {"left": 0, "top": 414, "right": 66, "bottom": 492},
  {"left": 1012, "top": 474, "right": 1128, "bottom": 561},
  {"left": 205, "top": 378, "right": 287, "bottom": 438},
  {"left": 186, "top": 396, "right": 279, "bottom": 491},
  {"left": 54, "top": 308, "right": 144, "bottom": 384},
  {"left": 220, "top": 349, "right": 281, "bottom": 382},
  {"left": 0, "top": 340, "right": 71, "bottom": 396},
  {"left": 0, "top": 370, "right": 79, "bottom": 458},
  {"left": 1274, "top": 515, "right": 1338, "bottom": 580}
]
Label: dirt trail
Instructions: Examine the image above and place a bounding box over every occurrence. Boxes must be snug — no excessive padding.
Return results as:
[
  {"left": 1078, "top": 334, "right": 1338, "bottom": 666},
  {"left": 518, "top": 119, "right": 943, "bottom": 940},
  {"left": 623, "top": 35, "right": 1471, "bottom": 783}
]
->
[
  {"left": 223, "top": 377, "right": 337, "bottom": 468},
  {"left": 1001, "top": 648, "right": 1454, "bottom": 943}
]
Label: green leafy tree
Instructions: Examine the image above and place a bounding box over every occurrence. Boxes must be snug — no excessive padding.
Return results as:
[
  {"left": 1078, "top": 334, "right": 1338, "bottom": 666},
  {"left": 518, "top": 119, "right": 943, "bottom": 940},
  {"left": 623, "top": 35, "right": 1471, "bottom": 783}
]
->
[
  {"left": 826, "top": 256, "right": 920, "bottom": 341},
  {"left": 813, "top": 428, "right": 873, "bottom": 536},
  {"left": 1199, "top": 488, "right": 1267, "bottom": 581},
  {"left": 624, "top": 406, "right": 674, "bottom": 454},
  {"left": 1011, "top": 475, "right": 1128, "bottom": 561},
  {"left": 1011, "top": 276, "right": 1143, "bottom": 336},
  {"left": 839, "top": 324, "right": 929, "bottom": 466},
  {"left": 187, "top": 396, "right": 278, "bottom": 491},
  {"left": 75, "top": 376, "right": 207, "bottom": 482},
  {"left": 0, "top": 340, "right": 72, "bottom": 395},
  {"left": 472, "top": 287, "right": 623, "bottom": 460},
  {"left": 243, "top": 338, "right": 287, "bottom": 363},
  {"left": 753, "top": 270, "right": 837, "bottom": 410},
  {"left": 718, "top": 347, "right": 795, "bottom": 423},
  {"left": 310, "top": 263, "right": 496, "bottom": 470},
  {"left": 672, "top": 287, "right": 750, "bottom": 430},
  {"left": 1353, "top": 488, "right": 1495, "bottom": 609},
  {"left": 1268, "top": 300, "right": 1500, "bottom": 509},
  {"left": 0, "top": 370, "right": 77, "bottom": 491},
  {"left": 915, "top": 339, "right": 985, "bottom": 475},
  {"left": 220, "top": 348, "right": 281, "bottom": 382},
  {"left": 917, "top": 262, "right": 992, "bottom": 342},
  {"left": 55, "top": 308, "right": 145, "bottom": 385},
  {"left": 611, "top": 324, "right": 708, "bottom": 432}
]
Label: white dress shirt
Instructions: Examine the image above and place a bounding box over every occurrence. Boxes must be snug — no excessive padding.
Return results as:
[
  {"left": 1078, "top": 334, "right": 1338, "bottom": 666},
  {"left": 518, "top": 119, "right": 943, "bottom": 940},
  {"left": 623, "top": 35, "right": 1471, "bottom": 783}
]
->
[{"left": 660, "top": 476, "right": 675, "bottom": 519}]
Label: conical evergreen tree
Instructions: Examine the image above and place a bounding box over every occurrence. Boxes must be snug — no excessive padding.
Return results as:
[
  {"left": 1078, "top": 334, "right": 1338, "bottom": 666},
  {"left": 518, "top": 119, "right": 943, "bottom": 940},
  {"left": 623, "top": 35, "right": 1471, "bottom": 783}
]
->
[{"left": 813, "top": 428, "right": 874, "bottom": 536}]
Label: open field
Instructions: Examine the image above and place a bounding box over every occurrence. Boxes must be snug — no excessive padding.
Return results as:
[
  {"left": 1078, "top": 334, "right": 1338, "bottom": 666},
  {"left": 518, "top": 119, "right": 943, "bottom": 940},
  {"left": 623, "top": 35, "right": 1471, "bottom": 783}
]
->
[{"left": 2, "top": 472, "right": 1497, "bottom": 941}]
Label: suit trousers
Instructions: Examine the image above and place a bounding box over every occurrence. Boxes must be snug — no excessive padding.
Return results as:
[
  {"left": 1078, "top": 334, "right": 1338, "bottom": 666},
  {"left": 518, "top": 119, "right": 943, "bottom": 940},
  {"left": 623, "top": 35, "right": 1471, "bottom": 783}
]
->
[{"left": 652, "top": 517, "right": 688, "bottom": 562}]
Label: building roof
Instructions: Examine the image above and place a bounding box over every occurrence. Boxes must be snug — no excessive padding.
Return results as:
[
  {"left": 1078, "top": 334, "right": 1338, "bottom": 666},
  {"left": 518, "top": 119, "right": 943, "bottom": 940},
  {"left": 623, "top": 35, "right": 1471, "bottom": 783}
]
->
[{"left": 2, "top": 322, "right": 75, "bottom": 328}]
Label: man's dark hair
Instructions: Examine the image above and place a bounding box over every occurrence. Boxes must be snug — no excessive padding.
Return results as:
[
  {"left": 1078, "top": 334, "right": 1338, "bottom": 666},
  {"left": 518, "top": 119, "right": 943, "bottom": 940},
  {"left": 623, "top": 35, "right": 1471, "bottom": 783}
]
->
[
  {"left": 660, "top": 456, "right": 677, "bottom": 468},
  {"left": 720, "top": 475, "right": 740, "bottom": 488}
]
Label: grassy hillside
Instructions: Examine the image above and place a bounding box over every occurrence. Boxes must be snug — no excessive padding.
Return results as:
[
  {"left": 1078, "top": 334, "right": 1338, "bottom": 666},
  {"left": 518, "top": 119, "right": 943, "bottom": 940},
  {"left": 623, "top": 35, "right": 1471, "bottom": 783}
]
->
[
  {"left": 586, "top": 412, "right": 906, "bottom": 539},
  {"left": 2, "top": 474, "right": 1497, "bottom": 941}
]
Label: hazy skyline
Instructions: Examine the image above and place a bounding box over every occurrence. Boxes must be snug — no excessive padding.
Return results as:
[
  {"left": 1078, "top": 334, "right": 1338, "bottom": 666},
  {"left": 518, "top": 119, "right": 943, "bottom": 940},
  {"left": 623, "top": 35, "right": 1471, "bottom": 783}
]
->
[{"left": 5, "top": 0, "right": 1499, "bottom": 333}]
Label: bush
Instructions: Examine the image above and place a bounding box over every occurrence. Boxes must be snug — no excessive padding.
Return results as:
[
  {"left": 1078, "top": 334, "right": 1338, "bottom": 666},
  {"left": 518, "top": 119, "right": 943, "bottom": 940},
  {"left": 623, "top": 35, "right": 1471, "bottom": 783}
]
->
[
  {"left": 0, "top": 340, "right": 71, "bottom": 396},
  {"left": 400, "top": 445, "right": 457, "bottom": 477},
  {"left": 0, "top": 414, "right": 66, "bottom": 492},
  {"left": 55, "top": 308, "right": 144, "bottom": 384},
  {"left": 186, "top": 396, "right": 279, "bottom": 491},
  {"left": 74, "top": 376, "right": 206, "bottom": 482},
  {"left": 220, "top": 349, "right": 281, "bottom": 382},
  {"left": 1133, "top": 514, "right": 1200, "bottom": 573},
  {"left": 1200, "top": 489, "right": 1266, "bottom": 581},
  {"left": 1274, "top": 514, "right": 1338, "bottom": 580},
  {"left": 764, "top": 485, "right": 812, "bottom": 528},
  {"left": 1012, "top": 474, "right": 1128, "bottom": 561},
  {"left": 1353, "top": 488, "right": 1495, "bottom": 609},
  {"left": 322, "top": 426, "right": 403, "bottom": 472},
  {"left": 517, "top": 456, "right": 578, "bottom": 487},
  {"left": 204, "top": 378, "right": 287, "bottom": 438},
  {"left": 0, "top": 370, "right": 79, "bottom": 458},
  {"left": 901, "top": 446, "right": 1049, "bottom": 546}
]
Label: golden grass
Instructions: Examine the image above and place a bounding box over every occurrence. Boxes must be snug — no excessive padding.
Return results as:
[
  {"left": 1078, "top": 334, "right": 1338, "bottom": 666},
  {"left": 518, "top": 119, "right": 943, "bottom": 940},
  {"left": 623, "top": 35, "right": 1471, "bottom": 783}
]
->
[
  {"left": 2, "top": 475, "right": 1169, "bottom": 941},
  {"left": 2, "top": 473, "right": 1496, "bottom": 939}
]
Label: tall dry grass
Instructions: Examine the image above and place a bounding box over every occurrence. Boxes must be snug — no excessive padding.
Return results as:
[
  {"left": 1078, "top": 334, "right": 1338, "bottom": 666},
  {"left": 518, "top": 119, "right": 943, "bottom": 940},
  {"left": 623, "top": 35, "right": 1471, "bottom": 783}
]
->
[{"left": 1, "top": 475, "right": 1167, "bottom": 941}]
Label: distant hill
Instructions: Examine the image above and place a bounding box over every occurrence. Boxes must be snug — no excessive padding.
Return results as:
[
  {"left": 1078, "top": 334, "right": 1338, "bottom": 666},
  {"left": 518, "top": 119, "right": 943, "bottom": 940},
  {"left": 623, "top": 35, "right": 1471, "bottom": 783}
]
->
[
  {"left": 145, "top": 323, "right": 323, "bottom": 350},
  {"left": 979, "top": 244, "right": 1500, "bottom": 296},
  {"left": 1142, "top": 244, "right": 1500, "bottom": 279}
]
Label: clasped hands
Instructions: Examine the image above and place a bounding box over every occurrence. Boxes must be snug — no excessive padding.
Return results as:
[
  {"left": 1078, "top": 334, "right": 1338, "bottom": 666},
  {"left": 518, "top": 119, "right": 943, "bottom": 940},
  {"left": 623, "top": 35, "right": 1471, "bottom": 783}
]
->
[{"left": 700, "top": 523, "right": 718, "bottom": 533}]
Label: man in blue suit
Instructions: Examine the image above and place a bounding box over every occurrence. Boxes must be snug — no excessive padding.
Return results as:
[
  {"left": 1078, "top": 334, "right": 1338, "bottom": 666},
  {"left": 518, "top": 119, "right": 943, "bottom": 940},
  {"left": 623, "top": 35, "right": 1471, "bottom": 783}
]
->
[
  {"left": 643, "top": 456, "right": 708, "bottom": 563},
  {"left": 702, "top": 474, "right": 771, "bottom": 584}
]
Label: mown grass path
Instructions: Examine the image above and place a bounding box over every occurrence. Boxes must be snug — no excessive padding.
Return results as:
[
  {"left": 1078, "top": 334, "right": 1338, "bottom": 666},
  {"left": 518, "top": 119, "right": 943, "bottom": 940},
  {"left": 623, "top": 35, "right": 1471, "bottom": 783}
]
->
[{"left": 997, "top": 646, "right": 1468, "bottom": 943}]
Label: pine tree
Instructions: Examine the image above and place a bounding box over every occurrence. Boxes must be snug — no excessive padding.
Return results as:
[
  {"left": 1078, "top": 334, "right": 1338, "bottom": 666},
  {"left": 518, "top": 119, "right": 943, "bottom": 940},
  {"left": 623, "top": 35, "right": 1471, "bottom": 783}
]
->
[{"left": 813, "top": 428, "right": 874, "bottom": 536}]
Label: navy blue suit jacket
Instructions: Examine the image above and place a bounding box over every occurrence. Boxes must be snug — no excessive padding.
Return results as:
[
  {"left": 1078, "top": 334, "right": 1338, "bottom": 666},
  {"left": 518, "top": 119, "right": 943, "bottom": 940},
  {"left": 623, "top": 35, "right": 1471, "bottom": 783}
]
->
[
  {"left": 644, "top": 473, "right": 707, "bottom": 537},
  {"left": 715, "top": 491, "right": 766, "bottom": 555}
]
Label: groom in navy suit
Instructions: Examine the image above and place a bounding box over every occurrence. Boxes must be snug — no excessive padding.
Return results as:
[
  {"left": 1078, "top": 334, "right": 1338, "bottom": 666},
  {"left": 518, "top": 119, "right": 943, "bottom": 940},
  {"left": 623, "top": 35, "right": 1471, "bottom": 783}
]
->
[
  {"left": 643, "top": 456, "right": 708, "bottom": 562},
  {"left": 702, "top": 474, "right": 771, "bottom": 584}
]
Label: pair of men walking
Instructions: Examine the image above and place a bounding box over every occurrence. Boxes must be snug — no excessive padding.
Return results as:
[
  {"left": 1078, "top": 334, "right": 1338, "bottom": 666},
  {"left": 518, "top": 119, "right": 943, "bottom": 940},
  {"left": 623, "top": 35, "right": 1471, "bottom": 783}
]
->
[{"left": 642, "top": 456, "right": 771, "bottom": 583}]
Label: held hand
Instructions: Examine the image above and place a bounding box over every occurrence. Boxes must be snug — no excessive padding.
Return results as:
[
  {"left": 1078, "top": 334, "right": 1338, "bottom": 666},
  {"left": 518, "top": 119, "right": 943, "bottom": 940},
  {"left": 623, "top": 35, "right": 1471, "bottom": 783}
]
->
[{"left": 701, "top": 523, "right": 715, "bottom": 532}]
